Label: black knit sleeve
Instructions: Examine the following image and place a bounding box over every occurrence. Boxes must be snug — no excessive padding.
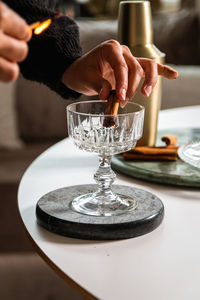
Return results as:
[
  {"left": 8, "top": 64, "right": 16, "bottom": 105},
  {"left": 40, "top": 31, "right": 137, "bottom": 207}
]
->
[{"left": 5, "top": 0, "right": 82, "bottom": 99}]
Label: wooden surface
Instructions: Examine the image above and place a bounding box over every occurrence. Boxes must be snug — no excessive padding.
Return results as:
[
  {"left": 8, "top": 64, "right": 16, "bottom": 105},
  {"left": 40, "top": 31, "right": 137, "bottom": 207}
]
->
[{"left": 18, "top": 106, "right": 200, "bottom": 300}]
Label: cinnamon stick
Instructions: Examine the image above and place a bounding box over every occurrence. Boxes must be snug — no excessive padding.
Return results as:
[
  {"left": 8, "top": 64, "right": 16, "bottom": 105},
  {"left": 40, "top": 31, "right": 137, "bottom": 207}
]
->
[
  {"left": 123, "top": 153, "right": 178, "bottom": 161},
  {"left": 103, "top": 90, "right": 119, "bottom": 127},
  {"left": 123, "top": 135, "right": 179, "bottom": 161},
  {"left": 105, "top": 90, "right": 119, "bottom": 116},
  {"left": 162, "top": 136, "right": 177, "bottom": 146},
  {"left": 128, "top": 146, "right": 179, "bottom": 155}
]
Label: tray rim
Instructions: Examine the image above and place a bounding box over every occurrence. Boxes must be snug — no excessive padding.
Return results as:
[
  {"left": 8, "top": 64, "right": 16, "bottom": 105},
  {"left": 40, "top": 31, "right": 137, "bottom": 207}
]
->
[{"left": 112, "top": 128, "right": 200, "bottom": 188}]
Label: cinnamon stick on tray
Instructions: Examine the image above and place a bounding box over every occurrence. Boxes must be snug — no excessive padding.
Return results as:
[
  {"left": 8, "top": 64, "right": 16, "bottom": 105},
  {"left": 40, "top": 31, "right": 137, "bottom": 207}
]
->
[
  {"left": 128, "top": 146, "right": 179, "bottom": 155},
  {"left": 123, "top": 135, "right": 179, "bottom": 161},
  {"left": 162, "top": 136, "right": 178, "bottom": 146},
  {"left": 103, "top": 90, "right": 119, "bottom": 127},
  {"left": 123, "top": 153, "right": 178, "bottom": 161}
]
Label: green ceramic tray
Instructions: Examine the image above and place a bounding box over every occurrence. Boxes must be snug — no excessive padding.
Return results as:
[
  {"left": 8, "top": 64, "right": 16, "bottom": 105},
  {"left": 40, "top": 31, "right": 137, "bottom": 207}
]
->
[{"left": 112, "top": 128, "right": 200, "bottom": 187}]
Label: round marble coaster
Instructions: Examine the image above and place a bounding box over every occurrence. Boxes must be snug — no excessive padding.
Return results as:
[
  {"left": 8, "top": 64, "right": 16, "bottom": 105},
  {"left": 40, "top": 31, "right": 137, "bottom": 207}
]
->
[{"left": 36, "top": 184, "right": 164, "bottom": 240}]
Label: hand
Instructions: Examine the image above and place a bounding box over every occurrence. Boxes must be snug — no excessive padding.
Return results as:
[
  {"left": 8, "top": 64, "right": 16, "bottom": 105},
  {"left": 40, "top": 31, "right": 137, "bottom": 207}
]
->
[
  {"left": 0, "top": 2, "right": 31, "bottom": 82},
  {"left": 62, "top": 40, "right": 177, "bottom": 106}
]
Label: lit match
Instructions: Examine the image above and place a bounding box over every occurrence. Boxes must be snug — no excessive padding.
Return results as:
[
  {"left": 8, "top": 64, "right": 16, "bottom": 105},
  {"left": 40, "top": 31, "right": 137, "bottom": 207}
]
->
[{"left": 29, "top": 19, "right": 52, "bottom": 36}]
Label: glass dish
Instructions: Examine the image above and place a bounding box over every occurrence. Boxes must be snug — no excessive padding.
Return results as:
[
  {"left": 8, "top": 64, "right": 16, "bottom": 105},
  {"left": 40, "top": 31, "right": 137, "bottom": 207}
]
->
[{"left": 178, "top": 141, "right": 200, "bottom": 169}]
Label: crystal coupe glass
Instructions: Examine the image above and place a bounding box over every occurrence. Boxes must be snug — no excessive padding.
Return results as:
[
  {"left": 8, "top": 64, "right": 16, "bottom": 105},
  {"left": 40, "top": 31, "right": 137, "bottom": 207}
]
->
[{"left": 67, "top": 100, "right": 144, "bottom": 217}]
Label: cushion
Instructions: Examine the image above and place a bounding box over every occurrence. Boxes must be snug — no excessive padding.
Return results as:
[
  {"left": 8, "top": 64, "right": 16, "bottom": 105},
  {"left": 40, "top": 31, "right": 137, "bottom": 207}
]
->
[
  {"left": 77, "top": 19, "right": 117, "bottom": 53},
  {"left": 153, "top": 9, "right": 199, "bottom": 65},
  {"left": 16, "top": 75, "right": 72, "bottom": 140},
  {"left": 162, "top": 65, "right": 200, "bottom": 109},
  {"left": 0, "top": 81, "right": 23, "bottom": 150}
]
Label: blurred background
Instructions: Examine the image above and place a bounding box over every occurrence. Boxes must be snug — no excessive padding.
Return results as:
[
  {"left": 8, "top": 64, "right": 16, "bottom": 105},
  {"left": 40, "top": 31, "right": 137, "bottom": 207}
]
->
[
  {"left": 56, "top": 0, "right": 190, "bottom": 18},
  {"left": 0, "top": 0, "right": 199, "bottom": 299}
]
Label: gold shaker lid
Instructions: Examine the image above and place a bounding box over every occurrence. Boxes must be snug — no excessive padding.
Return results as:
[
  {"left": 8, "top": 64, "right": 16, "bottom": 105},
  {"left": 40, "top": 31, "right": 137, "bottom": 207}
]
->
[{"left": 118, "top": 1, "right": 153, "bottom": 46}]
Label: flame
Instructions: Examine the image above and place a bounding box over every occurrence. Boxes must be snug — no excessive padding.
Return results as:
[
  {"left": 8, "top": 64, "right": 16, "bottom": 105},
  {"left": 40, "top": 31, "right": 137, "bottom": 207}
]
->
[{"left": 34, "top": 19, "right": 52, "bottom": 35}]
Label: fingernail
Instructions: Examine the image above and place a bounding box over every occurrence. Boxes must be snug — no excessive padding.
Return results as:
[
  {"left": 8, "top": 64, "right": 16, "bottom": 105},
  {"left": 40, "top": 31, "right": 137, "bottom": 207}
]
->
[
  {"left": 144, "top": 85, "right": 152, "bottom": 97},
  {"left": 120, "top": 99, "right": 129, "bottom": 108},
  {"left": 173, "top": 71, "right": 178, "bottom": 79},
  {"left": 25, "top": 29, "right": 32, "bottom": 41},
  {"left": 120, "top": 96, "right": 129, "bottom": 108},
  {"left": 120, "top": 88, "right": 126, "bottom": 100}
]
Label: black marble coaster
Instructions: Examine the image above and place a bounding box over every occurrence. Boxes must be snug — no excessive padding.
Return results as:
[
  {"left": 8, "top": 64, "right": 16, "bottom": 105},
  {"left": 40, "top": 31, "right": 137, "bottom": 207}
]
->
[{"left": 36, "top": 184, "right": 164, "bottom": 240}]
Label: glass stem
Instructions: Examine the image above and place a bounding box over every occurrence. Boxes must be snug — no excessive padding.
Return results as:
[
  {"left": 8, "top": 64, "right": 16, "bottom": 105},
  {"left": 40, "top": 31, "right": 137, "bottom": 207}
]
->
[{"left": 94, "top": 155, "right": 116, "bottom": 196}]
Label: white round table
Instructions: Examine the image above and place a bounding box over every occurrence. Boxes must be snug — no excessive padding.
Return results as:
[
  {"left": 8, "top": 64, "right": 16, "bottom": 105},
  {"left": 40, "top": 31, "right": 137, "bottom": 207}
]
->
[{"left": 18, "top": 105, "right": 200, "bottom": 300}]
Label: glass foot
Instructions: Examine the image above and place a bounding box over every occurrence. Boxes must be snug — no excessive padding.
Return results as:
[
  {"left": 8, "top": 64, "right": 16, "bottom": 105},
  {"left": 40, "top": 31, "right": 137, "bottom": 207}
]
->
[{"left": 71, "top": 193, "right": 137, "bottom": 217}]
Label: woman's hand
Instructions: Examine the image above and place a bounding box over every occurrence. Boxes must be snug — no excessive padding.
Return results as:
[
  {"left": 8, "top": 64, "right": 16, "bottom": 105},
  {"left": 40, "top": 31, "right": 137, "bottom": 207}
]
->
[
  {"left": 62, "top": 40, "right": 177, "bottom": 106},
  {"left": 0, "top": 1, "right": 31, "bottom": 82}
]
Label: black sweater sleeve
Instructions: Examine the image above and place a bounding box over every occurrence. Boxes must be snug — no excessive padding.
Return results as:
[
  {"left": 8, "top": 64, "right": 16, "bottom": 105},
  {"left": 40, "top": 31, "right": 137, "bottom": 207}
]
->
[{"left": 5, "top": 0, "right": 82, "bottom": 99}]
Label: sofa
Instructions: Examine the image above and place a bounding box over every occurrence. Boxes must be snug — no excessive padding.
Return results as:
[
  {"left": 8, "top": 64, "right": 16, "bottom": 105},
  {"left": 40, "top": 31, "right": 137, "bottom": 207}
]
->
[{"left": 0, "top": 7, "right": 200, "bottom": 300}]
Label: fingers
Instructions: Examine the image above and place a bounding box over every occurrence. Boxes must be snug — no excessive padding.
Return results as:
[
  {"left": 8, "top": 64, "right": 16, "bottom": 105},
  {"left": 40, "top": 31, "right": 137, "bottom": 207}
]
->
[
  {"left": 101, "top": 40, "right": 128, "bottom": 101},
  {"left": 0, "top": 2, "right": 30, "bottom": 82},
  {"left": 0, "top": 2, "right": 31, "bottom": 41},
  {"left": 102, "top": 41, "right": 161, "bottom": 103},
  {"left": 0, "top": 31, "right": 28, "bottom": 62},
  {"left": 122, "top": 46, "right": 144, "bottom": 103},
  {"left": 99, "top": 78, "right": 112, "bottom": 100},
  {"left": 138, "top": 57, "right": 178, "bottom": 80},
  {"left": 136, "top": 58, "right": 158, "bottom": 97},
  {"left": 63, "top": 39, "right": 178, "bottom": 103},
  {"left": 157, "top": 64, "right": 178, "bottom": 79},
  {"left": 0, "top": 57, "right": 19, "bottom": 81}
]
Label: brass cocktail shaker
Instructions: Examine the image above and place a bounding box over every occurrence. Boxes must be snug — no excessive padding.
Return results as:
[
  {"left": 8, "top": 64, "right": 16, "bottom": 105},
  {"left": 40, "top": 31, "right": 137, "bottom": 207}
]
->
[{"left": 118, "top": 1, "right": 165, "bottom": 146}]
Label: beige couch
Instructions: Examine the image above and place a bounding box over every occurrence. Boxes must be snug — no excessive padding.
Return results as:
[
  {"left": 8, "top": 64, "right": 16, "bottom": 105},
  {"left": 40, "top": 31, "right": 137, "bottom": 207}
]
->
[{"left": 0, "top": 11, "right": 200, "bottom": 300}]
